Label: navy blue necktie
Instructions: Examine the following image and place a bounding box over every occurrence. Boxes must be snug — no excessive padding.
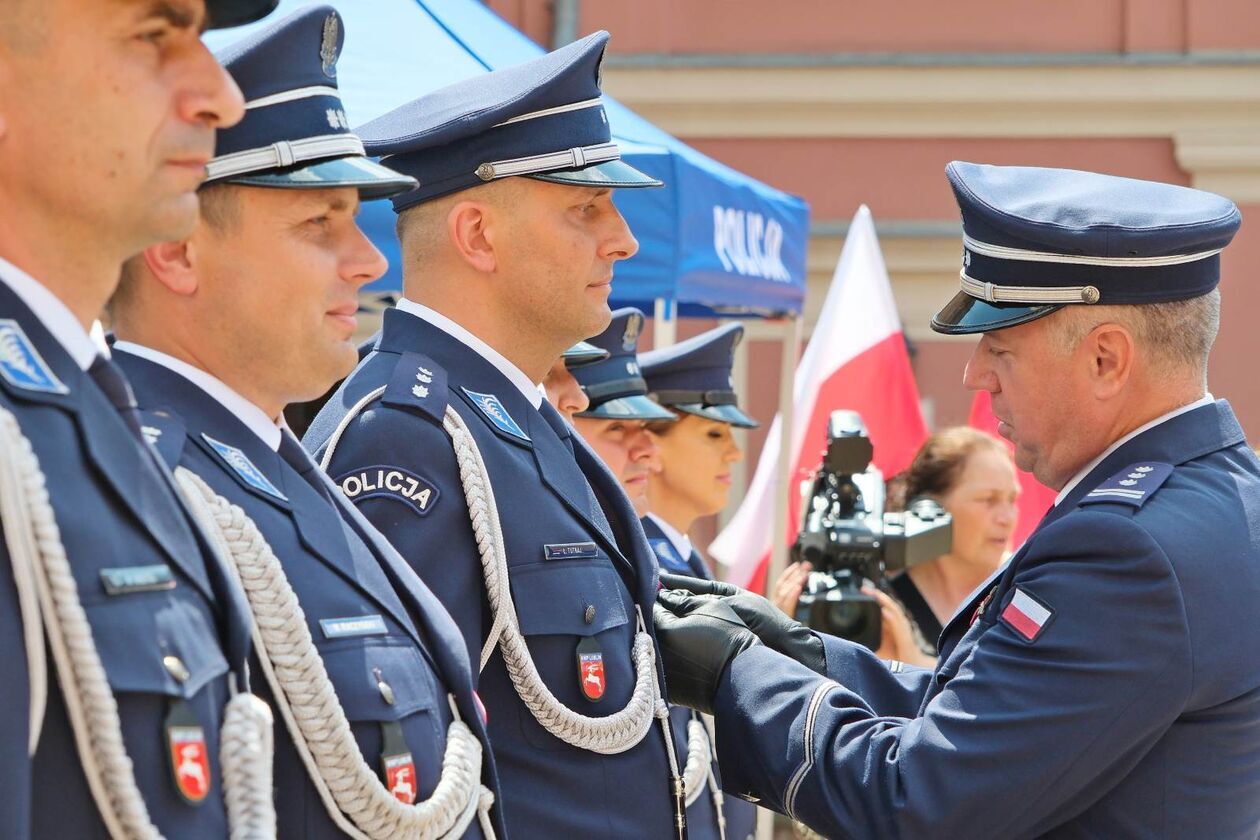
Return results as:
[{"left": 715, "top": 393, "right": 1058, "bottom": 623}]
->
[
  {"left": 88, "top": 355, "right": 145, "bottom": 440},
  {"left": 277, "top": 430, "right": 336, "bottom": 503}
]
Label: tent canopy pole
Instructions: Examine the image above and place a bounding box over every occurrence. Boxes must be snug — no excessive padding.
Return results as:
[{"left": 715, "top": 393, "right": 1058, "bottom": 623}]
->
[
  {"left": 652, "top": 297, "right": 677, "bottom": 349},
  {"left": 766, "top": 314, "right": 800, "bottom": 597}
]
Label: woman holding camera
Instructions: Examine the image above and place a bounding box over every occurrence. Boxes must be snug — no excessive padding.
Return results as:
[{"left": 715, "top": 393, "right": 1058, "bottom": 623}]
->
[
  {"left": 874, "top": 427, "right": 1020, "bottom": 664},
  {"left": 772, "top": 427, "right": 1019, "bottom": 667}
]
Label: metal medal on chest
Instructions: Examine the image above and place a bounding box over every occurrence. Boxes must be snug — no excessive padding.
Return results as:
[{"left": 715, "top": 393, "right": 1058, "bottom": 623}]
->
[
  {"left": 576, "top": 636, "right": 606, "bottom": 702},
  {"left": 164, "top": 697, "right": 211, "bottom": 805}
]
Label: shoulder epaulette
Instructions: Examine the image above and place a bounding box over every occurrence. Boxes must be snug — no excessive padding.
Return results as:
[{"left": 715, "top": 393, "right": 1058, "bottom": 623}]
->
[
  {"left": 381, "top": 351, "right": 448, "bottom": 423},
  {"left": 1079, "top": 462, "right": 1173, "bottom": 510},
  {"left": 138, "top": 408, "right": 186, "bottom": 470}
]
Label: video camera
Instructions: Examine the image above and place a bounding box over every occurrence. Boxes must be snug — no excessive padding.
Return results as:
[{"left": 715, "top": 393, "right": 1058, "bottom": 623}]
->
[{"left": 791, "top": 410, "right": 952, "bottom": 649}]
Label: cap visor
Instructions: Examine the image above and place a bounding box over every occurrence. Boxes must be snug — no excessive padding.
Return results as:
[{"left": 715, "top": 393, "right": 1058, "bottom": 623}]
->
[
  {"left": 225, "top": 156, "right": 417, "bottom": 201},
  {"left": 529, "top": 159, "right": 663, "bottom": 189},
  {"left": 577, "top": 395, "right": 678, "bottom": 421},
  {"left": 562, "top": 341, "right": 610, "bottom": 367},
  {"left": 674, "top": 403, "right": 759, "bottom": 428},
  {"left": 206, "top": 0, "right": 278, "bottom": 29},
  {"left": 930, "top": 291, "right": 1063, "bottom": 336}
]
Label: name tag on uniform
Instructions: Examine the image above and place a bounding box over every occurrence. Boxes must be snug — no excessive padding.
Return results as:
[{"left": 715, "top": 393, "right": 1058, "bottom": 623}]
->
[
  {"left": 100, "top": 563, "right": 177, "bottom": 596},
  {"left": 543, "top": 542, "right": 599, "bottom": 561},
  {"left": 319, "top": 614, "right": 388, "bottom": 639}
]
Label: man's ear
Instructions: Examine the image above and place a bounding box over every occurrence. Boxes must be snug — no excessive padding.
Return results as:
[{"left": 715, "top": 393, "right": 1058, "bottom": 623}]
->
[
  {"left": 1085, "top": 322, "right": 1135, "bottom": 400},
  {"left": 140, "top": 240, "right": 197, "bottom": 296},
  {"left": 447, "top": 200, "right": 498, "bottom": 274}
]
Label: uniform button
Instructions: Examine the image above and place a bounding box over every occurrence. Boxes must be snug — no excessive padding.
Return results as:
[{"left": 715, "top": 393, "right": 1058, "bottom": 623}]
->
[
  {"left": 584, "top": 604, "right": 596, "bottom": 625},
  {"left": 163, "top": 655, "right": 190, "bottom": 683},
  {"left": 373, "top": 667, "right": 395, "bottom": 705}
]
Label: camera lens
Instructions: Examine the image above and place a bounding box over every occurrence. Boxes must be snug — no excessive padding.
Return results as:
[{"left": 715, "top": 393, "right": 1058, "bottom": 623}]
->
[{"left": 824, "top": 600, "right": 870, "bottom": 637}]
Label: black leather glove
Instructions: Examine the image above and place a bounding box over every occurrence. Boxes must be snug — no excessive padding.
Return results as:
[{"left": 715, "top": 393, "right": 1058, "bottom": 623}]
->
[
  {"left": 651, "top": 599, "right": 760, "bottom": 715},
  {"left": 658, "top": 573, "right": 827, "bottom": 675}
]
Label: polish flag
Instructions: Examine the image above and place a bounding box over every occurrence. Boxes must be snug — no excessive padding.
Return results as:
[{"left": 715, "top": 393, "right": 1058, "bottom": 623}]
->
[
  {"left": 1000, "top": 587, "right": 1053, "bottom": 642},
  {"left": 967, "top": 390, "right": 1056, "bottom": 547},
  {"left": 710, "top": 206, "right": 928, "bottom": 592}
]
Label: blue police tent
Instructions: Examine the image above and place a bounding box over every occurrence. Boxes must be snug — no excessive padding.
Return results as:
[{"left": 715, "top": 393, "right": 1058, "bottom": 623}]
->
[{"left": 205, "top": 0, "right": 809, "bottom": 319}]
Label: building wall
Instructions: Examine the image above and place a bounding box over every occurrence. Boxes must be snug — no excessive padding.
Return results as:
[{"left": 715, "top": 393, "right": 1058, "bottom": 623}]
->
[{"left": 484, "top": 0, "right": 1260, "bottom": 546}]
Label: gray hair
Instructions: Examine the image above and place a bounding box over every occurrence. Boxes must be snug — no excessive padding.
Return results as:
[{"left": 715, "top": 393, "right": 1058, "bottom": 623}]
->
[{"left": 1049, "top": 289, "right": 1220, "bottom": 384}]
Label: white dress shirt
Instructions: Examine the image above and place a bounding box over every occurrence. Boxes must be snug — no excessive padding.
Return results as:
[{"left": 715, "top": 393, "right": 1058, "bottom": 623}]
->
[
  {"left": 112, "top": 341, "right": 283, "bottom": 452},
  {"left": 395, "top": 297, "right": 542, "bottom": 409},
  {"left": 1054, "top": 393, "right": 1215, "bottom": 506},
  {"left": 0, "top": 256, "right": 102, "bottom": 371}
]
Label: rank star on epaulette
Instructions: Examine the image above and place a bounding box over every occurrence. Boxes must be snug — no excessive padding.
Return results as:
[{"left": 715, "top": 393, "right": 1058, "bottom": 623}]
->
[{"left": 1081, "top": 462, "right": 1173, "bottom": 510}]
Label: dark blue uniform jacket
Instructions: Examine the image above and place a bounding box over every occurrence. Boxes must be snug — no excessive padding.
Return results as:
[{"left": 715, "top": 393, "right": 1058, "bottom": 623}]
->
[
  {"left": 305, "top": 307, "right": 678, "bottom": 838},
  {"left": 643, "top": 516, "right": 758, "bottom": 840},
  {"left": 713, "top": 400, "right": 1260, "bottom": 839},
  {"left": 0, "top": 285, "right": 251, "bottom": 837},
  {"left": 116, "top": 350, "right": 503, "bottom": 839}
]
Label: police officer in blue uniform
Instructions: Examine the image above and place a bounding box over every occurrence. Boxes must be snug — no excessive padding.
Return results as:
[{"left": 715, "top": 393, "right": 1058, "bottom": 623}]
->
[
  {"left": 0, "top": 0, "right": 275, "bottom": 835},
  {"left": 569, "top": 307, "right": 675, "bottom": 516},
  {"left": 638, "top": 322, "right": 758, "bottom": 580},
  {"left": 304, "top": 34, "right": 689, "bottom": 838},
  {"left": 652, "top": 162, "right": 1260, "bottom": 838},
  {"left": 108, "top": 8, "right": 502, "bottom": 837},
  {"left": 636, "top": 323, "right": 758, "bottom": 840}
]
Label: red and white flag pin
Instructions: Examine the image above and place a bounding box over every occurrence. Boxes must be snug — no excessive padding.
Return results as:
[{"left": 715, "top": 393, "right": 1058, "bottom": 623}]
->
[{"left": 1000, "top": 588, "right": 1054, "bottom": 643}]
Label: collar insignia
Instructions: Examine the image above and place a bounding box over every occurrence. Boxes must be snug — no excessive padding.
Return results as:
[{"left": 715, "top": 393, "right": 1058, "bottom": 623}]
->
[
  {"left": 202, "top": 434, "right": 287, "bottom": 501},
  {"left": 462, "top": 387, "right": 529, "bottom": 441},
  {"left": 0, "top": 319, "right": 67, "bottom": 394}
]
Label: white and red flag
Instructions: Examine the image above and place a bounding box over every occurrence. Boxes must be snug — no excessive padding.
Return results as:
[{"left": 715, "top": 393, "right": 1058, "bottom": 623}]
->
[
  {"left": 710, "top": 205, "right": 928, "bottom": 592},
  {"left": 967, "top": 390, "right": 1056, "bottom": 547},
  {"left": 999, "top": 587, "right": 1054, "bottom": 643}
]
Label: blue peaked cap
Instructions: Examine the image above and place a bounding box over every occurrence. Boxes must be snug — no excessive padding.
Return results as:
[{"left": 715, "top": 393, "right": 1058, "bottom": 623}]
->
[
  {"left": 932, "top": 161, "right": 1242, "bottom": 335},
  {"left": 356, "top": 31, "right": 662, "bottom": 211},
  {"left": 206, "top": 6, "right": 415, "bottom": 200},
  {"left": 207, "top": 0, "right": 277, "bottom": 29},
  {"left": 571, "top": 308, "right": 675, "bottom": 421},
  {"left": 640, "top": 323, "right": 758, "bottom": 428}
]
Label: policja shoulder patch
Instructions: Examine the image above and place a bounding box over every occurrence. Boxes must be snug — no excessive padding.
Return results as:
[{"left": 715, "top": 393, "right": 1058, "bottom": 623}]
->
[
  {"left": 333, "top": 464, "right": 439, "bottom": 516},
  {"left": 1079, "top": 462, "right": 1173, "bottom": 510}
]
